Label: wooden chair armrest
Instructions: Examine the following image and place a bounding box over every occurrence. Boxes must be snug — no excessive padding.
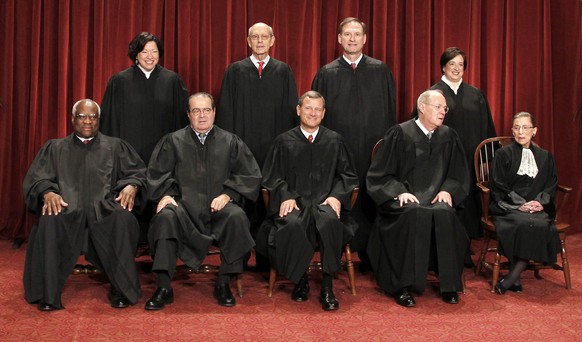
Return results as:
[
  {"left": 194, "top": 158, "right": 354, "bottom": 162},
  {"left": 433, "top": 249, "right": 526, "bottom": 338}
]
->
[
  {"left": 476, "top": 182, "right": 491, "bottom": 220},
  {"left": 558, "top": 185, "right": 572, "bottom": 193}
]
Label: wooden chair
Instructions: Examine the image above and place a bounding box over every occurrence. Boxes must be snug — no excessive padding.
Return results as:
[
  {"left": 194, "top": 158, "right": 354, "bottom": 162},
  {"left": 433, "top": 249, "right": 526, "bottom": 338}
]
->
[
  {"left": 371, "top": 138, "right": 467, "bottom": 292},
  {"left": 474, "top": 136, "right": 572, "bottom": 292},
  {"left": 261, "top": 187, "right": 359, "bottom": 297}
]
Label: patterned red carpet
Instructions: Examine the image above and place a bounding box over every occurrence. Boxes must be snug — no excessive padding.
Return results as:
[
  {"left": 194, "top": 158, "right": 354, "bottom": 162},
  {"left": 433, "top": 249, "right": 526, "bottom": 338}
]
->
[{"left": 1, "top": 234, "right": 580, "bottom": 341}]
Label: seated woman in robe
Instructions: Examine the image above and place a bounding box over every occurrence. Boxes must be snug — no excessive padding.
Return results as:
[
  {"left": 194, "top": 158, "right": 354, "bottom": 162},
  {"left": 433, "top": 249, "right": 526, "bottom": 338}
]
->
[{"left": 489, "top": 111, "right": 560, "bottom": 294}]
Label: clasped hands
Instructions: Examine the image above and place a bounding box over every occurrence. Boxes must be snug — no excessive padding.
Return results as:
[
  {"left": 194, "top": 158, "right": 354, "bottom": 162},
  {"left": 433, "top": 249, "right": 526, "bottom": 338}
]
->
[
  {"left": 279, "top": 197, "right": 341, "bottom": 219},
  {"left": 156, "top": 193, "right": 231, "bottom": 213},
  {"left": 518, "top": 200, "right": 543, "bottom": 213},
  {"left": 397, "top": 191, "right": 452, "bottom": 207},
  {"left": 42, "top": 184, "right": 138, "bottom": 215}
]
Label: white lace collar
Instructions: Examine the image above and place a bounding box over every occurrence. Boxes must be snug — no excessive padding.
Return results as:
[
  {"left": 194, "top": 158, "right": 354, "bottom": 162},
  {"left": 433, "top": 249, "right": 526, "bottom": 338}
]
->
[{"left": 517, "top": 148, "right": 538, "bottom": 178}]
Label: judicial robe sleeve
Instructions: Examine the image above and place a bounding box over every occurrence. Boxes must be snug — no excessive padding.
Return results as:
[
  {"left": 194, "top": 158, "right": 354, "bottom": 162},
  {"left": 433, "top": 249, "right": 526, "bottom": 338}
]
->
[{"left": 366, "top": 127, "right": 410, "bottom": 206}]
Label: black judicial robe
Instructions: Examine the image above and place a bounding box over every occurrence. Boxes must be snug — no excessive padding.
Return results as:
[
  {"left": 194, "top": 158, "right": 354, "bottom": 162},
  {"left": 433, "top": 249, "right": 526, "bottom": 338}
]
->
[
  {"left": 489, "top": 142, "right": 560, "bottom": 264},
  {"left": 23, "top": 133, "right": 147, "bottom": 308},
  {"left": 256, "top": 126, "right": 359, "bottom": 283},
  {"left": 311, "top": 55, "right": 397, "bottom": 251},
  {"left": 432, "top": 80, "right": 496, "bottom": 238},
  {"left": 101, "top": 64, "right": 189, "bottom": 165},
  {"left": 217, "top": 57, "right": 298, "bottom": 167},
  {"left": 366, "top": 120, "right": 469, "bottom": 294},
  {"left": 147, "top": 126, "right": 261, "bottom": 270}
]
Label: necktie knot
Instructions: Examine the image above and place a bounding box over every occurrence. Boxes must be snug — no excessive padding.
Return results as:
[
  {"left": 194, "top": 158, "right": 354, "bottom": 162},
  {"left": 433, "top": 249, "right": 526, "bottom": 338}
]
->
[
  {"left": 351, "top": 63, "right": 356, "bottom": 70},
  {"left": 199, "top": 133, "right": 206, "bottom": 144},
  {"left": 427, "top": 132, "right": 432, "bottom": 140},
  {"left": 258, "top": 61, "right": 264, "bottom": 78},
  {"left": 83, "top": 139, "right": 90, "bottom": 144},
  {"left": 308, "top": 134, "right": 314, "bottom": 143}
]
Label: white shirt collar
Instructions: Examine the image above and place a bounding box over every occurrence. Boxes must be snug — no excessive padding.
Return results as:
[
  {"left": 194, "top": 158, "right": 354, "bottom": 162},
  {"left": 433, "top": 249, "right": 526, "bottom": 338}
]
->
[
  {"left": 441, "top": 75, "right": 463, "bottom": 94},
  {"left": 250, "top": 55, "right": 270, "bottom": 68},
  {"left": 137, "top": 64, "right": 154, "bottom": 79},
  {"left": 342, "top": 54, "right": 363, "bottom": 67},
  {"left": 76, "top": 135, "right": 94, "bottom": 142},
  {"left": 414, "top": 118, "right": 433, "bottom": 136},
  {"left": 192, "top": 126, "right": 213, "bottom": 138},
  {"left": 300, "top": 127, "right": 319, "bottom": 141}
]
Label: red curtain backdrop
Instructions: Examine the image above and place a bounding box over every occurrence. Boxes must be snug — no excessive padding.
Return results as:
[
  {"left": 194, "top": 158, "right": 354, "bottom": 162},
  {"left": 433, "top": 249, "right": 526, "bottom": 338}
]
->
[{"left": 1, "top": 0, "right": 581, "bottom": 239}]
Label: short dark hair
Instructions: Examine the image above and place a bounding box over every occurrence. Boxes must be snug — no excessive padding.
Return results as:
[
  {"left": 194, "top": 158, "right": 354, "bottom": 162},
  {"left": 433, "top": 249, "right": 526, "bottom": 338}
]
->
[
  {"left": 439, "top": 47, "right": 466, "bottom": 74},
  {"left": 338, "top": 17, "right": 367, "bottom": 34},
  {"left": 188, "top": 92, "right": 215, "bottom": 109},
  {"left": 128, "top": 32, "right": 164, "bottom": 62},
  {"left": 298, "top": 90, "right": 325, "bottom": 107},
  {"left": 513, "top": 111, "right": 537, "bottom": 127}
]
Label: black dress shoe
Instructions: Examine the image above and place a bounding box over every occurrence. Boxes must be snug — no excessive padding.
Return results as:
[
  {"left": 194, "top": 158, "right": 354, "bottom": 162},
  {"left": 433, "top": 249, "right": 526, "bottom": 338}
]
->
[
  {"left": 509, "top": 284, "right": 523, "bottom": 292},
  {"left": 320, "top": 287, "right": 339, "bottom": 311},
  {"left": 145, "top": 287, "right": 174, "bottom": 310},
  {"left": 441, "top": 292, "right": 459, "bottom": 304},
  {"left": 394, "top": 288, "right": 415, "bottom": 307},
  {"left": 214, "top": 283, "right": 236, "bottom": 307},
  {"left": 109, "top": 287, "right": 131, "bottom": 309},
  {"left": 291, "top": 274, "right": 310, "bottom": 302},
  {"left": 37, "top": 302, "right": 59, "bottom": 312},
  {"left": 495, "top": 279, "right": 508, "bottom": 295}
]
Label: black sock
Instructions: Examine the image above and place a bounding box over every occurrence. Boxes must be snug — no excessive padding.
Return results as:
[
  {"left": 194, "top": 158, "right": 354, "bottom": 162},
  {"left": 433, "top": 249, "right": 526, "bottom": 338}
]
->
[
  {"left": 155, "top": 271, "right": 172, "bottom": 289},
  {"left": 322, "top": 273, "right": 333, "bottom": 289}
]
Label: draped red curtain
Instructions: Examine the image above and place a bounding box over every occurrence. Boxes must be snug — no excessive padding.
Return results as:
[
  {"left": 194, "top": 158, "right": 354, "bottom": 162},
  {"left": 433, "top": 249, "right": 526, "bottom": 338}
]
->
[{"left": 1, "top": 0, "right": 581, "bottom": 239}]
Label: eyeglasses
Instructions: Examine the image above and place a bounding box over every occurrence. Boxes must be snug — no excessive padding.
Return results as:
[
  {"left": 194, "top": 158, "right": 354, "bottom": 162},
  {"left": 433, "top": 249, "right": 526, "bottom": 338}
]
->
[
  {"left": 74, "top": 113, "right": 99, "bottom": 121},
  {"left": 249, "top": 34, "right": 272, "bottom": 41},
  {"left": 424, "top": 103, "right": 449, "bottom": 113},
  {"left": 189, "top": 107, "right": 213, "bottom": 115},
  {"left": 512, "top": 125, "right": 534, "bottom": 132}
]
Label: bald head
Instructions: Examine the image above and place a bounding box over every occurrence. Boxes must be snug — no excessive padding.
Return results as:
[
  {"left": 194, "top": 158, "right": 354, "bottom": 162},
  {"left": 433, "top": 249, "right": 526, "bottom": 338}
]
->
[{"left": 247, "top": 22, "right": 275, "bottom": 60}]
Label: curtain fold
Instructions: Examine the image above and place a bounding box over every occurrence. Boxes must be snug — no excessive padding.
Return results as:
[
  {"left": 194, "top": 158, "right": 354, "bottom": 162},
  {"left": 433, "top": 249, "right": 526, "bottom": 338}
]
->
[{"left": 1, "top": 0, "right": 580, "bottom": 239}]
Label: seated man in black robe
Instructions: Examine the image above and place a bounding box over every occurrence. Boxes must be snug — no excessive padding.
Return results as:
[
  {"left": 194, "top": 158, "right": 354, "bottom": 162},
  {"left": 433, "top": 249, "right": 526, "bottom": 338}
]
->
[
  {"left": 257, "top": 91, "right": 359, "bottom": 311},
  {"left": 23, "top": 99, "right": 147, "bottom": 311},
  {"left": 366, "top": 90, "right": 470, "bottom": 307},
  {"left": 145, "top": 92, "right": 261, "bottom": 310}
]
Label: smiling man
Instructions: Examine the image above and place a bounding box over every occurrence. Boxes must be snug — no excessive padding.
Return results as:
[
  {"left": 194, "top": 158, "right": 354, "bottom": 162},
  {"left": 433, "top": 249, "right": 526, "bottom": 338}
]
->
[
  {"left": 366, "top": 90, "right": 470, "bottom": 307},
  {"left": 257, "top": 91, "right": 358, "bottom": 311},
  {"left": 311, "top": 17, "right": 397, "bottom": 270}
]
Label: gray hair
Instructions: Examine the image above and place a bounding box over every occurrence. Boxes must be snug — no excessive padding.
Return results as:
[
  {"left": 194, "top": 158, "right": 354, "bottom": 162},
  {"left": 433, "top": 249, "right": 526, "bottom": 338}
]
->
[
  {"left": 71, "top": 99, "right": 101, "bottom": 116},
  {"left": 248, "top": 22, "right": 274, "bottom": 37},
  {"left": 416, "top": 89, "right": 444, "bottom": 108},
  {"left": 298, "top": 90, "right": 325, "bottom": 107}
]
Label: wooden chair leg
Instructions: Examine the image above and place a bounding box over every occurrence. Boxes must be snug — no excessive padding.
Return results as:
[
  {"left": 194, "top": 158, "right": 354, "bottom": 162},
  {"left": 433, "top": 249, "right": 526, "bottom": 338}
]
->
[
  {"left": 268, "top": 268, "right": 277, "bottom": 297},
  {"left": 344, "top": 244, "right": 356, "bottom": 295},
  {"left": 560, "top": 237, "right": 572, "bottom": 289},
  {"left": 461, "top": 271, "right": 466, "bottom": 294},
  {"left": 476, "top": 234, "right": 489, "bottom": 276},
  {"left": 236, "top": 275, "right": 243, "bottom": 298},
  {"left": 491, "top": 251, "right": 501, "bottom": 292}
]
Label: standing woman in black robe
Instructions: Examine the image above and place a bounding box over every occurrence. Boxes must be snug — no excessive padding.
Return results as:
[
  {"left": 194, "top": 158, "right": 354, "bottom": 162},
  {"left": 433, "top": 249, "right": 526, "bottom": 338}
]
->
[
  {"left": 489, "top": 112, "right": 560, "bottom": 294},
  {"left": 430, "top": 47, "right": 497, "bottom": 245},
  {"left": 100, "top": 32, "right": 189, "bottom": 240},
  {"left": 101, "top": 32, "right": 189, "bottom": 165}
]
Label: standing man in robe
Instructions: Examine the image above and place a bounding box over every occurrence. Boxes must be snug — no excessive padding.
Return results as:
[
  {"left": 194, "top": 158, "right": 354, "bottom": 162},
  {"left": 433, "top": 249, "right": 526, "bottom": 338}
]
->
[
  {"left": 218, "top": 22, "right": 298, "bottom": 267},
  {"left": 257, "top": 91, "right": 359, "bottom": 311},
  {"left": 145, "top": 93, "right": 261, "bottom": 310},
  {"left": 312, "top": 17, "right": 397, "bottom": 270},
  {"left": 23, "top": 99, "right": 147, "bottom": 311},
  {"left": 217, "top": 22, "right": 298, "bottom": 168},
  {"left": 366, "top": 90, "right": 469, "bottom": 307}
]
